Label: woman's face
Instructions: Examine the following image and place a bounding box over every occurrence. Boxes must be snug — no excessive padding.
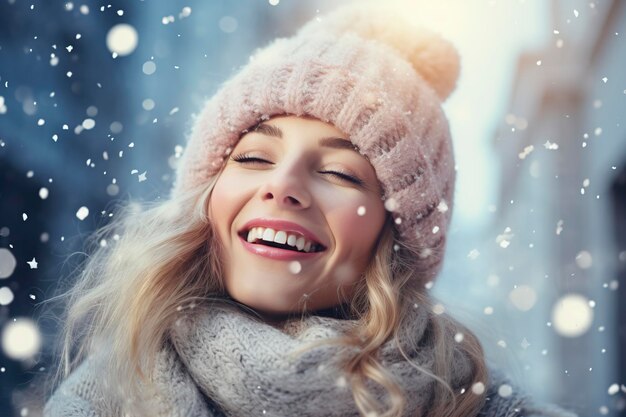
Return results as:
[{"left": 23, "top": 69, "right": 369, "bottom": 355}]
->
[{"left": 208, "top": 115, "right": 386, "bottom": 318}]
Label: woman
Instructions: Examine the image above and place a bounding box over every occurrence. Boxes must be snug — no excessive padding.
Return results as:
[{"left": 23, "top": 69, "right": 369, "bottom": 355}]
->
[{"left": 44, "top": 5, "right": 576, "bottom": 417}]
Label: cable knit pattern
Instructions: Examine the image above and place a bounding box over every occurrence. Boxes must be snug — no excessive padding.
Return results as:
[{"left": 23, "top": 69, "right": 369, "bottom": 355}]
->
[
  {"left": 44, "top": 306, "right": 577, "bottom": 417},
  {"left": 173, "top": 5, "right": 459, "bottom": 285}
]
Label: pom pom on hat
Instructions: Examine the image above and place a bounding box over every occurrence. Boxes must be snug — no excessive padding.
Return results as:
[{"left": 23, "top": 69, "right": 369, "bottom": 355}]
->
[{"left": 298, "top": 4, "right": 460, "bottom": 101}]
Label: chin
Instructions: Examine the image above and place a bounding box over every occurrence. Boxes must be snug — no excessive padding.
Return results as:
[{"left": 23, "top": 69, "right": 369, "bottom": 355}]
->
[
  {"left": 227, "top": 291, "right": 300, "bottom": 316},
  {"left": 242, "top": 295, "right": 341, "bottom": 319}
]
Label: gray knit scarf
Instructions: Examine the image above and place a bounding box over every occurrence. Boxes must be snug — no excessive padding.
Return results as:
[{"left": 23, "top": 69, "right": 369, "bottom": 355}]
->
[
  {"left": 44, "top": 302, "right": 578, "bottom": 417},
  {"left": 146, "top": 303, "right": 474, "bottom": 417}
]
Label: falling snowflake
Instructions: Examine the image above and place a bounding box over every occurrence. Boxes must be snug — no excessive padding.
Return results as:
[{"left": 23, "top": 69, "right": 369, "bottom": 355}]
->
[
  {"left": 520, "top": 338, "right": 530, "bottom": 349},
  {"left": 384, "top": 198, "right": 398, "bottom": 212},
  {"left": 27, "top": 258, "right": 38, "bottom": 269},
  {"left": 432, "top": 304, "right": 445, "bottom": 315},
  {"left": 162, "top": 15, "right": 175, "bottom": 25},
  {"left": 82, "top": 118, "right": 95, "bottom": 129},
  {"left": 575, "top": 250, "right": 592, "bottom": 269},
  {"left": 498, "top": 384, "right": 513, "bottom": 398},
  {"left": 142, "top": 99, "right": 155, "bottom": 110},
  {"left": 179, "top": 7, "right": 192, "bottom": 18},
  {"left": 471, "top": 382, "right": 485, "bottom": 395},
  {"left": 543, "top": 140, "right": 559, "bottom": 150},
  {"left": 556, "top": 219, "right": 564, "bottom": 235},
  {"left": 518, "top": 145, "right": 534, "bottom": 159},
  {"left": 495, "top": 227, "right": 514, "bottom": 248},
  {"left": 76, "top": 206, "right": 89, "bottom": 220},
  {"left": 288, "top": 261, "right": 301, "bottom": 274}
]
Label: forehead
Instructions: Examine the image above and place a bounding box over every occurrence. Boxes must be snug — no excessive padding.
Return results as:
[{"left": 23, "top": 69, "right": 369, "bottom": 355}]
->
[{"left": 239, "top": 115, "right": 361, "bottom": 154}]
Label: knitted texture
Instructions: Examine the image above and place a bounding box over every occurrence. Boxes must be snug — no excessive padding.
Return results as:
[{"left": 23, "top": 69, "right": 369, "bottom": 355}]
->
[
  {"left": 44, "top": 305, "right": 578, "bottom": 417},
  {"left": 173, "top": 5, "right": 459, "bottom": 283},
  {"left": 168, "top": 304, "right": 444, "bottom": 417}
]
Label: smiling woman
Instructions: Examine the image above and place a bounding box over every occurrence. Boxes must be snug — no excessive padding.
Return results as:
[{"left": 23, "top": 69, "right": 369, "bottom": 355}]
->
[
  {"left": 42, "top": 4, "right": 576, "bottom": 417},
  {"left": 209, "top": 115, "right": 386, "bottom": 317}
]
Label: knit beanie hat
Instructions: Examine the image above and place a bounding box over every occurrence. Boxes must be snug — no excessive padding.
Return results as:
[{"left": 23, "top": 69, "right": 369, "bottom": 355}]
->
[{"left": 174, "top": 4, "right": 460, "bottom": 284}]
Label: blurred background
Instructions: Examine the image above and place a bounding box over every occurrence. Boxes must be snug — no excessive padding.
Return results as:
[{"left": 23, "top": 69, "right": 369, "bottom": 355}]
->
[{"left": 0, "top": 0, "right": 624, "bottom": 416}]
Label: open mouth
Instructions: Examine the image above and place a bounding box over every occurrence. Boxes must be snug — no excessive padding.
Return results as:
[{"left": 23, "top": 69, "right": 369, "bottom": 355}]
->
[{"left": 238, "top": 226, "right": 326, "bottom": 253}]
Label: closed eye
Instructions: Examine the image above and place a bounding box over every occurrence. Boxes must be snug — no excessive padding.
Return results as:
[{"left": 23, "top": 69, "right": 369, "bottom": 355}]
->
[
  {"left": 231, "top": 154, "right": 273, "bottom": 165},
  {"left": 319, "top": 170, "right": 364, "bottom": 186},
  {"left": 231, "top": 153, "right": 364, "bottom": 186}
]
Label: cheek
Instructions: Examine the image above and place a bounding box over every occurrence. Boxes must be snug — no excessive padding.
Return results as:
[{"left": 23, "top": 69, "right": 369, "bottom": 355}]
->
[
  {"left": 209, "top": 170, "right": 249, "bottom": 241},
  {"left": 326, "top": 192, "right": 386, "bottom": 252}
]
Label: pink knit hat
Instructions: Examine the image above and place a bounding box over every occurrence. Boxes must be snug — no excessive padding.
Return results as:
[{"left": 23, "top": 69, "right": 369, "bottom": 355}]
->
[{"left": 174, "top": 5, "right": 460, "bottom": 284}]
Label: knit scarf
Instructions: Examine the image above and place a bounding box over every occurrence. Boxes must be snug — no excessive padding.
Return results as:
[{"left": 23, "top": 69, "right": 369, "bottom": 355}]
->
[{"left": 145, "top": 302, "right": 475, "bottom": 417}]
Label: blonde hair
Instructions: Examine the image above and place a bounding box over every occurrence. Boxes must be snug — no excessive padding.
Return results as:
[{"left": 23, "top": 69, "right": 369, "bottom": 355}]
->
[
  {"left": 47, "top": 174, "right": 487, "bottom": 417},
  {"left": 298, "top": 218, "right": 489, "bottom": 417}
]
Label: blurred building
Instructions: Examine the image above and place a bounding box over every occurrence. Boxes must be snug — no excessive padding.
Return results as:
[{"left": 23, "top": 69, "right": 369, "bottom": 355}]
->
[{"left": 489, "top": 0, "right": 626, "bottom": 415}]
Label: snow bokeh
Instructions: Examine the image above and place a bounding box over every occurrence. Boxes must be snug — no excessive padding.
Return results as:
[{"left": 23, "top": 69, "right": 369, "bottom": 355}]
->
[
  {"left": 106, "top": 23, "right": 139, "bottom": 56},
  {"left": 0, "top": 287, "right": 14, "bottom": 306},
  {"left": 1, "top": 319, "right": 41, "bottom": 361},
  {"left": 552, "top": 294, "right": 594, "bottom": 338},
  {"left": 0, "top": 248, "right": 17, "bottom": 279}
]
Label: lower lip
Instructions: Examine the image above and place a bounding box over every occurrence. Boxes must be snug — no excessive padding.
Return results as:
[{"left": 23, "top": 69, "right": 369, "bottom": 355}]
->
[{"left": 239, "top": 235, "right": 323, "bottom": 261}]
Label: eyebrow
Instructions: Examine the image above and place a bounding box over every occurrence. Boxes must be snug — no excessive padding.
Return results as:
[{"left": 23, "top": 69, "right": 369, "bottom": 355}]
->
[{"left": 253, "top": 123, "right": 360, "bottom": 153}]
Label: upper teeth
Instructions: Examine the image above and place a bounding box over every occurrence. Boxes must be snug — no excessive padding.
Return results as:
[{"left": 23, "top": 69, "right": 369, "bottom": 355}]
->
[{"left": 246, "top": 227, "right": 319, "bottom": 253}]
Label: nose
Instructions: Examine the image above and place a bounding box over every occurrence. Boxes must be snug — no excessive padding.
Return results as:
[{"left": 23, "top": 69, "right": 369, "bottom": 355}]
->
[{"left": 259, "top": 168, "right": 312, "bottom": 209}]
